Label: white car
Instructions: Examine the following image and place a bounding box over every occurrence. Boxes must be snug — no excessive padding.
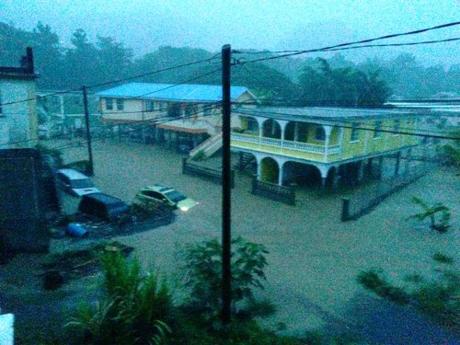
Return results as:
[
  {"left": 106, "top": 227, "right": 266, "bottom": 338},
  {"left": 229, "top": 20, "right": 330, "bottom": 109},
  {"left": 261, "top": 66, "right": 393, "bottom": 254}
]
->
[{"left": 56, "top": 169, "right": 100, "bottom": 197}]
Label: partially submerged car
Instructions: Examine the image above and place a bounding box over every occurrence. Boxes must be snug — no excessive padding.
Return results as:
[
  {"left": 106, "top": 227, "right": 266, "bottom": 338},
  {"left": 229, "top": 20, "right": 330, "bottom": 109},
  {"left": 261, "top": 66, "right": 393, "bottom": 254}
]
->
[
  {"left": 56, "top": 168, "right": 99, "bottom": 197},
  {"left": 133, "top": 184, "right": 198, "bottom": 212},
  {"left": 78, "top": 193, "right": 129, "bottom": 222}
]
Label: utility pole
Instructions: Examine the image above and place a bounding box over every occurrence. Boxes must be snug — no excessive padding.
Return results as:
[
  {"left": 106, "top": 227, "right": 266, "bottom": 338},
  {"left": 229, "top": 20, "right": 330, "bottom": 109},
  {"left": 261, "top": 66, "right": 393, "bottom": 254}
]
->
[
  {"left": 221, "top": 44, "right": 232, "bottom": 325},
  {"left": 82, "top": 86, "right": 94, "bottom": 176}
]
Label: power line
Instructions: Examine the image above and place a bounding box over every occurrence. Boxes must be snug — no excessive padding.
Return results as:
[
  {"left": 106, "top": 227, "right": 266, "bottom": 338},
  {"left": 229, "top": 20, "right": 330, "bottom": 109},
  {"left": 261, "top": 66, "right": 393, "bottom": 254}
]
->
[
  {"left": 2, "top": 102, "right": 221, "bottom": 148},
  {"left": 233, "top": 20, "right": 460, "bottom": 64},
  {"left": 47, "top": 103, "right": 221, "bottom": 152},
  {"left": 234, "top": 108, "right": 460, "bottom": 141},
  {"left": 0, "top": 54, "right": 221, "bottom": 108}
]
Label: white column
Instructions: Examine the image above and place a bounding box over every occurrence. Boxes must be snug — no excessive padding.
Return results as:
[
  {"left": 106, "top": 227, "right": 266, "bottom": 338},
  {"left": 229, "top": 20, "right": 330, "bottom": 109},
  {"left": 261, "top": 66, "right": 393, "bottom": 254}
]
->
[
  {"left": 294, "top": 122, "right": 299, "bottom": 141},
  {"left": 278, "top": 163, "right": 284, "bottom": 186},
  {"left": 318, "top": 165, "right": 330, "bottom": 189},
  {"left": 323, "top": 125, "right": 332, "bottom": 162},
  {"left": 255, "top": 154, "right": 263, "bottom": 180},
  {"left": 255, "top": 117, "right": 266, "bottom": 144},
  {"left": 277, "top": 120, "right": 288, "bottom": 149}
]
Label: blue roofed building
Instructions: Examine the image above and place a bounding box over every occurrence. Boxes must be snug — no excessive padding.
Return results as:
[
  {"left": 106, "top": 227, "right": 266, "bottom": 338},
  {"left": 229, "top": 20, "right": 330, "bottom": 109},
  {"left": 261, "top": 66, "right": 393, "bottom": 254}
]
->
[{"left": 96, "top": 82, "right": 257, "bottom": 150}]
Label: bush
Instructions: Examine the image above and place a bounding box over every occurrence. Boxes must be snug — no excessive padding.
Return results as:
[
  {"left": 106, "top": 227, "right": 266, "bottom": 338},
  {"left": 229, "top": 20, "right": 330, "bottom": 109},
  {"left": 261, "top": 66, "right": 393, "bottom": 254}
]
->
[
  {"left": 433, "top": 252, "right": 454, "bottom": 265},
  {"left": 357, "top": 269, "right": 410, "bottom": 305},
  {"left": 180, "top": 237, "right": 269, "bottom": 320},
  {"left": 67, "top": 251, "right": 172, "bottom": 345},
  {"left": 357, "top": 258, "right": 460, "bottom": 333}
]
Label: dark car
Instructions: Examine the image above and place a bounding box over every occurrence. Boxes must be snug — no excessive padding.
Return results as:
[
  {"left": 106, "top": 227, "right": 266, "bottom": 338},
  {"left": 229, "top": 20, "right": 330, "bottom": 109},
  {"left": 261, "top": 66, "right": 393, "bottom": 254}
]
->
[{"left": 78, "top": 193, "right": 129, "bottom": 222}]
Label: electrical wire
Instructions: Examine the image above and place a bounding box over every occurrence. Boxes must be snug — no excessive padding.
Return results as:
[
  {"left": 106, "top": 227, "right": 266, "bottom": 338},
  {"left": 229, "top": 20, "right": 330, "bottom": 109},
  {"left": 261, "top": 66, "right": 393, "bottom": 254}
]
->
[
  {"left": 0, "top": 54, "right": 221, "bottom": 107},
  {"left": 234, "top": 108, "right": 460, "bottom": 141},
  {"left": 233, "top": 20, "right": 460, "bottom": 64},
  {"left": 47, "top": 103, "right": 222, "bottom": 152}
]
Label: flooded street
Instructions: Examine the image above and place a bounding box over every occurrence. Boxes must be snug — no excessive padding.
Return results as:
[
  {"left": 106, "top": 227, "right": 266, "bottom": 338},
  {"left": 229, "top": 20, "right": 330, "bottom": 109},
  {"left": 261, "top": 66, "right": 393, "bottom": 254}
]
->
[{"left": 58, "top": 139, "right": 460, "bottom": 341}]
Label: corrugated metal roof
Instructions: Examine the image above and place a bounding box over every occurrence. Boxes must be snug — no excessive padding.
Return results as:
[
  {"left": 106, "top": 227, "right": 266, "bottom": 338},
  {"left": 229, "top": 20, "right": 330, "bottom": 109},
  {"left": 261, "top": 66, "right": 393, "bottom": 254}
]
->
[
  {"left": 96, "top": 82, "right": 250, "bottom": 102},
  {"left": 235, "top": 106, "right": 431, "bottom": 122}
]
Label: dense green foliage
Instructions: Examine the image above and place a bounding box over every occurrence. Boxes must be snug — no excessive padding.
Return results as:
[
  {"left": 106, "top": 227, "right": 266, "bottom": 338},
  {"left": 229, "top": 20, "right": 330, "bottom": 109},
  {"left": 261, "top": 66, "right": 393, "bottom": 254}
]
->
[
  {"left": 357, "top": 255, "right": 460, "bottom": 333},
  {"left": 9, "top": 21, "right": 460, "bottom": 104},
  {"left": 180, "top": 237, "right": 269, "bottom": 320},
  {"left": 298, "top": 58, "right": 390, "bottom": 106},
  {"left": 67, "top": 251, "right": 172, "bottom": 345}
]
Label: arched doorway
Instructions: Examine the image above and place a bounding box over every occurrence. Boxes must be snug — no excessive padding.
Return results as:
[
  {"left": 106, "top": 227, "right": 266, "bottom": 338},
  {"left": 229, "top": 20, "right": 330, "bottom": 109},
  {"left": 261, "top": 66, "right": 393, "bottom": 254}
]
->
[
  {"left": 260, "top": 157, "right": 279, "bottom": 183},
  {"left": 262, "top": 119, "right": 281, "bottom": 139},
  {"left": 282, "top": 161, "right": 323, "bottom": 187}
]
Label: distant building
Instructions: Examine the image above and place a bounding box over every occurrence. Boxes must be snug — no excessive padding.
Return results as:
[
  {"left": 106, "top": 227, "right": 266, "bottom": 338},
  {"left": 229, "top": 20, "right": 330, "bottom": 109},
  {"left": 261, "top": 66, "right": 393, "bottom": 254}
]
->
[
  {"left": 0, "top": 48, "right": 38, "bottom": 148},
  {"left": 232, "top": 106, "right": 424, "bottom": 188},
  {"left": 96, "top": 82, "right": 257, "bottom": 149}
]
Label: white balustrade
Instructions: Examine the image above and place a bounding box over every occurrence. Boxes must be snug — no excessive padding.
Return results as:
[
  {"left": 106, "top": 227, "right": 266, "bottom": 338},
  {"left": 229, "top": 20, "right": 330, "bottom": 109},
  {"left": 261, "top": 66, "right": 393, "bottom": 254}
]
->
[{"left": 231, "top": 132, "right": 342, "bottom": 156}]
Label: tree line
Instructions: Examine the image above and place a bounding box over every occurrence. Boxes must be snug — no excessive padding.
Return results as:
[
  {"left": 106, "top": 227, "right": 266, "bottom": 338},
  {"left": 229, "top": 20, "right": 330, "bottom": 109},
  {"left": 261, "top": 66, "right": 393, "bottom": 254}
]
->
[{"left": 2, "top": 22, "right": 458, "bottom": 106}]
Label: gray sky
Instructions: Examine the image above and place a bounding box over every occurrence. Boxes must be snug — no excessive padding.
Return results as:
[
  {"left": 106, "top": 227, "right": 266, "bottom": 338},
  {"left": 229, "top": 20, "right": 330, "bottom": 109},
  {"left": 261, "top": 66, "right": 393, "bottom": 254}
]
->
[{"left": 2, "top": 0, "right": 460, "bottom": 65}]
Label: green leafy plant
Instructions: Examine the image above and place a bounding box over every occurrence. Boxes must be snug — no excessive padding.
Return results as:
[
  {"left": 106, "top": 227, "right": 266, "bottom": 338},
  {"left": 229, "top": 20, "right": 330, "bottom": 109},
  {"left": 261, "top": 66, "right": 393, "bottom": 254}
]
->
[
  {"left": 433, "top": 252, "right": 454, "bottom": 265},
  {"left": 67, "top": 251, "right": 172, "bottom": 345},
  {"left": 180, "top": 237, "right": 269, "bottom": 320},
  {"left": 357, "top": 269, "right": 410, "bottom": 305},
  {"left": 357, "top": 258, "right": 460, "bottom": 333},
  {"left": 408, "top": 196, "right": 451, "bottom": 233}
]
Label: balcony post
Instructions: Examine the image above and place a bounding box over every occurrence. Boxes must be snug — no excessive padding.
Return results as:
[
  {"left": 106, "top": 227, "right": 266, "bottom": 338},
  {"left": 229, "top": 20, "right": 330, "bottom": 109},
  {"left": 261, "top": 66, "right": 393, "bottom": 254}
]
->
[
  {"left": 255, "top": 116, "right": 266, "bottom": 145},
  {"left": 323, "top": 125, "right": 332, "bottom": 162},
  {"left": 294, "top": 122, "right": 299, "bottom": 141},
  {"left": 277, "top": 120, "right": 288, "bottom": 149}
]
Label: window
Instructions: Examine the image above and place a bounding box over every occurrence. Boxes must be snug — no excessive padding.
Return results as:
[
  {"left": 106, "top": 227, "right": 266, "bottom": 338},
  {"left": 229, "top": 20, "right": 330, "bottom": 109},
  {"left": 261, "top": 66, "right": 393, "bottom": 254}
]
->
[
  {"left": 315, "top": 126, "right": 325, "bottom": 141},
  {"left": 393, "top": 119, "right": 400, "bottom": 134},
  {"left": 374, "top": 121, "right": 382, "bottom": 138},
  {"left": 106, "top": 98, "right": 113, "bottom": 110},
  {"left": 146, "top": 100, "right": 155, "bottom": 112},
  {"left": 116, "top": 98, "right": 124, "bottom": 111},
  {"left": 350, "top": 122, "right": 360, "bottom": 141},
  {"left": 159, "top": 102, "right": 168, "bottom": 112}
]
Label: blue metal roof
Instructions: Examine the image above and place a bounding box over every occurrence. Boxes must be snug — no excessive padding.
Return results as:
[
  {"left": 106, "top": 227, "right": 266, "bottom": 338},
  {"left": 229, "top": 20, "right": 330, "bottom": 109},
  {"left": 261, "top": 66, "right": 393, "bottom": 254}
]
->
[{"left": 96, "top": 82, "right": 250, "bottom": 102}]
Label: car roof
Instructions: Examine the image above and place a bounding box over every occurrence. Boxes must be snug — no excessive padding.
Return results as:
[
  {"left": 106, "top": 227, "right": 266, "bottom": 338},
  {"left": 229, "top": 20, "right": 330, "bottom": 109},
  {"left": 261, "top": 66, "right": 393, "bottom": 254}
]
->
[
  {"left": 57, "top": 168, "right": 89, "bottom": 180},
  {"left": 82, "top": 192, "right": 126, "bottom": 205},
  {"left": 143, "top": 184, "right": 175, "bottom": 193}
]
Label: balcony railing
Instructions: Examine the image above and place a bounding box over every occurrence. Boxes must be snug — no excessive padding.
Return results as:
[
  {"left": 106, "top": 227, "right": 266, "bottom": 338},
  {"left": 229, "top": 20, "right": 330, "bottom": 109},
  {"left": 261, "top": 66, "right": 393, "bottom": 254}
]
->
[{"left": 231, "top": 132, "right": 341, "bottom": 155}]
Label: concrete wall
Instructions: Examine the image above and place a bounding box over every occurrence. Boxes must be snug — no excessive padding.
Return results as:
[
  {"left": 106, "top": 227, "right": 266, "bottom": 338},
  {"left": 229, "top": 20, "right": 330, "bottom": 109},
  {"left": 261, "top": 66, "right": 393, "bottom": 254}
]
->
[{"left": 0, "top": 78, "right": 37, "bottom": 148}]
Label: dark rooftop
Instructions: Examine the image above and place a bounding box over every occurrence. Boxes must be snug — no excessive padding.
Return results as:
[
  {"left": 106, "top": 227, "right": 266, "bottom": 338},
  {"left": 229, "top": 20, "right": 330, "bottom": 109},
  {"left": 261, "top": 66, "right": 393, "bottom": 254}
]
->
[{"left": 234, "top": 106, "right": 432, "bottom": 123}]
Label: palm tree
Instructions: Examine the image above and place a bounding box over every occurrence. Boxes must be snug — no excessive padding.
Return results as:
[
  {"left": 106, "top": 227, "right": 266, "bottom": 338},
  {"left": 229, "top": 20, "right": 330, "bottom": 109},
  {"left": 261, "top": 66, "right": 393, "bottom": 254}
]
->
[{"left": 409, "top": 196, "right": 451, "bottom": 233}]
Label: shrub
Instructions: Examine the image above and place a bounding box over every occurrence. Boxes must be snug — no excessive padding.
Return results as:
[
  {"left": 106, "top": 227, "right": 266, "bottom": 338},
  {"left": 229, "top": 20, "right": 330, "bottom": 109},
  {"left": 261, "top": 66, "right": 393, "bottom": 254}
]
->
[
  {"left": 67, "top": 251, "right": 172, "bottom": 345},
  {"left": 357, "top": 258, "right": 460, "bottom": 333},
  {"left": 180, "top": 237, "right": 269, "bottom": 320},
  {"left": 357, "top": 269, "right": 410, "bottom": 305},
  {"left": 433, "top": 252, "right": 454, "bottom": 265}
]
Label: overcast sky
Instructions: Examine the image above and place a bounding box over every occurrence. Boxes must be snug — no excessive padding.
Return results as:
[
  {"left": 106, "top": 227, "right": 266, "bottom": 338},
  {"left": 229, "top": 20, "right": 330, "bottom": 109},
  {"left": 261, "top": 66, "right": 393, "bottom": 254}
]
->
[{"left": 2, "top": 0, "right": 460, "bottom": 65}]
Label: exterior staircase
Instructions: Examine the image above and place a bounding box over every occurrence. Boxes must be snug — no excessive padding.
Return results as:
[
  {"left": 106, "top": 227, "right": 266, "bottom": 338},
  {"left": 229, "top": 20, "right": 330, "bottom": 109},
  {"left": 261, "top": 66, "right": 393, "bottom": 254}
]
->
[{"left": 189, "top": 133, "right": 222, "bottom": 159}]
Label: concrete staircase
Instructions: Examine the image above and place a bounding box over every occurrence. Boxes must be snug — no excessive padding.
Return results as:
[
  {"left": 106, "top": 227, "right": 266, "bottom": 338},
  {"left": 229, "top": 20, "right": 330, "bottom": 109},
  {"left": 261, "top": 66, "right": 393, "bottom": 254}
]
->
[{"left": 189, "top": 133, "right": 223, "bottom": 160}]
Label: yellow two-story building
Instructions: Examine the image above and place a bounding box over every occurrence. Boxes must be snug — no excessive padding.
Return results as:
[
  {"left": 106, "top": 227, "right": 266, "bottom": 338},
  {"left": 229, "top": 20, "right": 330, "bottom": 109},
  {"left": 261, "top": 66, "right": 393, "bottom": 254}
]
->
[{"left": 231, "top": 106, "right": 424, "bottom": 188}]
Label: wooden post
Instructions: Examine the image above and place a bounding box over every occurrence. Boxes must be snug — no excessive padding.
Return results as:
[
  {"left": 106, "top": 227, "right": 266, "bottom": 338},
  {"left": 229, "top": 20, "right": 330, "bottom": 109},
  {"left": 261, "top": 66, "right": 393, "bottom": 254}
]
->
[
  {"left": 82, "top": 86, "right": 94, "bottom": 176},
  {"left": 341, "top": 197, "right": 350, "bottom": 221},
  {"left": 221, "top": 44, "right": 232, "bottom": 325}
]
